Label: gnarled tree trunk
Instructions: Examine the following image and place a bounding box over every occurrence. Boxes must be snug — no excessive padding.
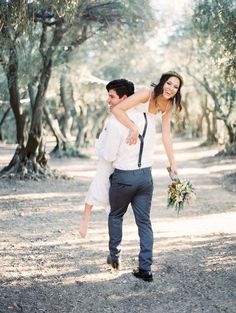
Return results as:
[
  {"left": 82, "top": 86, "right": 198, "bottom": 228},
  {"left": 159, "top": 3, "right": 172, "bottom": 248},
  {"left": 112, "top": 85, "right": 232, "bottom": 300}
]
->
[
  {"left": 1, "top": 22, "right": 65, "bottom": 179},
  {"left": 6, "top": 46, "right": 26, "bottom": 146},
  {"left": 202, "top": 94, "right": 217, "bottom": 145},
  {"left": 0, "top": 106, "right": 11, "bottom": 141}
]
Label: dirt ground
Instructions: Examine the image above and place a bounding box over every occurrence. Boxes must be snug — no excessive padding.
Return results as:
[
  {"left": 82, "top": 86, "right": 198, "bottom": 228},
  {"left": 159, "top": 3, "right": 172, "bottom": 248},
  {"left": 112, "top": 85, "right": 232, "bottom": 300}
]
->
[{"left": 0, "top": 136, "right": 236, "bottom": 313}]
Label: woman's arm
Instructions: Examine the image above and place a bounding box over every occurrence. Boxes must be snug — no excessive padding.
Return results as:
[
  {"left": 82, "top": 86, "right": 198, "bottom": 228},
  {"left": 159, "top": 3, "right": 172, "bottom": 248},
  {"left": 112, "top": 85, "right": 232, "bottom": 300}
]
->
[
  {"left": 111, "top": 88, "right": 150, "bottom": 144},
  {"left": 161, "top": 111, "right": 178, "bottom": 175}
]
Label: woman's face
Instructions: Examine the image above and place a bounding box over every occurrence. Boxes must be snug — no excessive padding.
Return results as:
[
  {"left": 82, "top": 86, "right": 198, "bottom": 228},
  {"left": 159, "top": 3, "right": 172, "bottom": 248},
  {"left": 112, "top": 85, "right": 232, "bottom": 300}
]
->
[{"left": 162, "top": 76, "right": 180, "bottom": 99}]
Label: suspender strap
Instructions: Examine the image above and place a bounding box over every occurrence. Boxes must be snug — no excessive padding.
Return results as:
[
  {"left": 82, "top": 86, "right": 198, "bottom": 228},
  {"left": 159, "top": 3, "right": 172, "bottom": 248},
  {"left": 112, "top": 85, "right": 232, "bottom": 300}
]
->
[{"left": 138, "top": 113, "right": 147, "bottom": 168}]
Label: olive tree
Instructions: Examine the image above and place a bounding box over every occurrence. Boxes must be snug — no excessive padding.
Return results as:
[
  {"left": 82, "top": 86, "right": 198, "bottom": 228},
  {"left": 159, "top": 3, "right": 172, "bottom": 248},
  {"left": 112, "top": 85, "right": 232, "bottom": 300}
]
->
[
  {"left": 191, "top": 0, "right": 236, "bottom": 152},
  {"left": 0, "top": 0, "right": 155, "bottom": 178}
]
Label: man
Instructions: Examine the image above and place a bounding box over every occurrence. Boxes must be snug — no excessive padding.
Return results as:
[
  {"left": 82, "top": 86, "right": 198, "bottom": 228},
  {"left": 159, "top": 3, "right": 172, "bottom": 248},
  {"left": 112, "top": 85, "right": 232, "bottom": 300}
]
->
[
  {"left": 99, "top": 89, "right": 156, "bottom": 282},
  {"left": 79, "top": 79, "right": 135, "bottom": 238}
]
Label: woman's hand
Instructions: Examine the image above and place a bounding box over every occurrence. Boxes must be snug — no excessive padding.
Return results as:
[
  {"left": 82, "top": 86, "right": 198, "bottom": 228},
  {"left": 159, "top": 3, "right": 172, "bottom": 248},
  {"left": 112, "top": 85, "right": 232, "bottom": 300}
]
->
[
  {"left": 169, "top": 163, "right": 178, "bottom": 180},
  {"left": 126, "top": 128, "right": 140, "bottom": 145}
]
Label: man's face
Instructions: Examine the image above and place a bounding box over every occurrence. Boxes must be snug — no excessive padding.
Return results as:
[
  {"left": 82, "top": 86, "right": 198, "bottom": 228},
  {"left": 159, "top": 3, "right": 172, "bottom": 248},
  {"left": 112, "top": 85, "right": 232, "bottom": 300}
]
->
[{"left": 107, "top": 89, "right": 127, "bottom": 107}]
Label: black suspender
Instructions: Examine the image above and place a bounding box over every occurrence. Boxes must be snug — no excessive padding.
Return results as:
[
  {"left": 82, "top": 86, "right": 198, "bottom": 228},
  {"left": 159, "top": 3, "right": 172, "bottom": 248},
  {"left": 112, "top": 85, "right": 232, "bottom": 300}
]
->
[{"left": 138, "top": 113, "right": 147, "bottom": 168}]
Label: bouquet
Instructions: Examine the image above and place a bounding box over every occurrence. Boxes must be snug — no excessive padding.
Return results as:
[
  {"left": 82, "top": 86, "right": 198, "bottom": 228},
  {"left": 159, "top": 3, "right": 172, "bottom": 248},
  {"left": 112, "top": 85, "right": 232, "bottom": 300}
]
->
[{"left": 167, "top": 167, "right": 196, "bottom": 213}]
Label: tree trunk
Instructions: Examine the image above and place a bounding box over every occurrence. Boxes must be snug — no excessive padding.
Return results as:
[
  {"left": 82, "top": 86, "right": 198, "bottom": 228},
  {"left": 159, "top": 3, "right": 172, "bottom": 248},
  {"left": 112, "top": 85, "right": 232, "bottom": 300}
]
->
[
  {"left": 0, "top": 107, "right": 11, "bottom": 141},
  {"left": 202, "top": 77, "right": 234, "bottom": 145},
  {"left": 181, "top": 94, "right": 192, "bottom": 137},
  {"left": 43, "top": 104, "right": 68, "bottom": 155},
  {"left": 202, "top": 95, "right": 217, "bottom": 145},
  {"left": 195, "top": 114, "right": 204, "bottom": 138},
  {"left": 60, "top": 73, "right": 75, "bottom": 139},
  {"left": 225, "top": 124, "right": 236, "bottom": 144},
  {"left": 6, "top": 46, "right": 25, "bottom": 146},
  {"left": 75, "top": 106, "right": 90, "bottom": 148},
  {"left": 45, "top": 75, "right": 81, "bottom": 157},
  {"left": 1, "top": 22, "right": 65, "bottom": 179}
]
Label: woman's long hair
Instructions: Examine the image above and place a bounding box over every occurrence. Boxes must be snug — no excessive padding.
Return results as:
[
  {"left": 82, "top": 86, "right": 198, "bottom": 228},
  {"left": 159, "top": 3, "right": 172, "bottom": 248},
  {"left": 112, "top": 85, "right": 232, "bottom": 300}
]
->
[{"left": 151, "top": 71, "right": 184, "bottom": 112}]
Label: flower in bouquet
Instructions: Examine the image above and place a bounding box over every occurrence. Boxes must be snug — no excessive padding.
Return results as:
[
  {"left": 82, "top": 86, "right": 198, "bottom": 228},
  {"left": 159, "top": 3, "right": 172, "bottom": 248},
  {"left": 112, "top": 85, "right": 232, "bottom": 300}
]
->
[{"left": 167, "top": 167, "right": 196, "bottom": 213}]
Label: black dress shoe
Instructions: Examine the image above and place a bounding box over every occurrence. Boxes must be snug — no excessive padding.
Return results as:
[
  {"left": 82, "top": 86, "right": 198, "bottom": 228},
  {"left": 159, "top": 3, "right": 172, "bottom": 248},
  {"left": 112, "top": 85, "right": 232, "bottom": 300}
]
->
[
  {"left": 132, "top": 268, "right": 153, "bottom": 282},
  {"left": 107, "top": 255, "right": 120, "bottom": 269}
]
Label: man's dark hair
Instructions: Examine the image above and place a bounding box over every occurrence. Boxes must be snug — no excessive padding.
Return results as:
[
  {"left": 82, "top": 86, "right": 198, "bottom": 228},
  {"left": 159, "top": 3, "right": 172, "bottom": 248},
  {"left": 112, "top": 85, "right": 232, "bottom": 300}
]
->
[{"left": 106, "top": 79, "right": 134, "bottom": 98}]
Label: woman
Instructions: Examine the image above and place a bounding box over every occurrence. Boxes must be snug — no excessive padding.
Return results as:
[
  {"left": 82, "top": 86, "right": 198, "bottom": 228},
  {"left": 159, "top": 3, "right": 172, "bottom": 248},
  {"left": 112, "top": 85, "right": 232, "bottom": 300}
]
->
[{"left": 111, "top": 70, "right": 183, "bottom": 176}]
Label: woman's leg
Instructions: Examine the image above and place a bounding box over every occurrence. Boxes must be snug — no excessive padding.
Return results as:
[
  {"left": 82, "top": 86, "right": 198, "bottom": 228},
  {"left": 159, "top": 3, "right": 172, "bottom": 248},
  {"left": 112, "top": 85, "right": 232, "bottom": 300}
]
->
[{"left": 79, "top": 203, "right": 93, "bottom": 238}]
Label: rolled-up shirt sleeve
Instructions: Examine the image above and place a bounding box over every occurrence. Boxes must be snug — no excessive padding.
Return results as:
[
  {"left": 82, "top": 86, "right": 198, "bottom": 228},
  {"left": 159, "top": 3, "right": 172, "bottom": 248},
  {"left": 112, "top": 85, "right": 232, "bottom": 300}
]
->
[{"left": 100, "top": 118, "right": 121, "bottom": 162}]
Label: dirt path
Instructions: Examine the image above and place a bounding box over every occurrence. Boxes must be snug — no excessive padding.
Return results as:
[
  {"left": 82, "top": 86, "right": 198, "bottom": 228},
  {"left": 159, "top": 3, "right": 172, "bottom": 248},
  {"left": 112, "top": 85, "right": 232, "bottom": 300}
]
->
[{"left": 0, "top": 137, "right": 236, "bottom": 313}]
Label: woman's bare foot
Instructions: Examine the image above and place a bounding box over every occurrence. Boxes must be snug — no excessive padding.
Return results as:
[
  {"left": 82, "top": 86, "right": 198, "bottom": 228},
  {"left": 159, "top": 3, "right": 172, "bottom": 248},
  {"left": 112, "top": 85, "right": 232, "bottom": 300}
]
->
[{"left": 79, "top": 220, "right": 88, "bottom": 238}]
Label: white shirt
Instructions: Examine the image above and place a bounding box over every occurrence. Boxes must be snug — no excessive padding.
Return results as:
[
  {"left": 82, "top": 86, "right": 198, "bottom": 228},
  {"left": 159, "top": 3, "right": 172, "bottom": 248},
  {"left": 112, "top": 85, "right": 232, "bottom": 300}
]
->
[{"left": 97, "top": 108, "right": 156, "bottom": 170}]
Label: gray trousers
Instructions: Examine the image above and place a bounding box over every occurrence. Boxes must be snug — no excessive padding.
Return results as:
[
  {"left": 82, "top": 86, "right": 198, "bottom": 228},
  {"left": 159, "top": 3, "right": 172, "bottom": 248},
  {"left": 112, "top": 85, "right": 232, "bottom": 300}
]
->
[{"left": 108, "top": 167, "right": 153, "bottom": 271}]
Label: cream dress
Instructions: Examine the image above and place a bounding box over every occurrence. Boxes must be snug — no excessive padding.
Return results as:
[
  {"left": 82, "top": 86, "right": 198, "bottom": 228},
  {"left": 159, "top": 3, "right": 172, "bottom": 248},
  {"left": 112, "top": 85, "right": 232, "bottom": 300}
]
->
[{"left": 84, "top": 121, "right": 114, "bottom": 211}]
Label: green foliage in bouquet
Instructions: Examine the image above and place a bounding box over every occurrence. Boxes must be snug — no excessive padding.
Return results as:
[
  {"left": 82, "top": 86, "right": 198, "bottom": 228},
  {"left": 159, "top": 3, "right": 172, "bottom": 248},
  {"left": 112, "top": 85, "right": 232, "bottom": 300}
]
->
[{"left": 166, "top": 167, "right": 196, "bottom": 213}]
